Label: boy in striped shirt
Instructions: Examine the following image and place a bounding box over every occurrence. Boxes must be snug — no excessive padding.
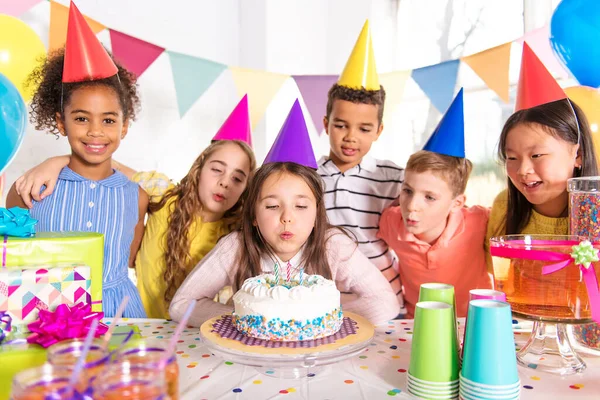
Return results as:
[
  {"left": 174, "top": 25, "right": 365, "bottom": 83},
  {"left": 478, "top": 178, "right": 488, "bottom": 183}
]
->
[{"left": 318, "top": 21, "right": 405, "bottom": 315}]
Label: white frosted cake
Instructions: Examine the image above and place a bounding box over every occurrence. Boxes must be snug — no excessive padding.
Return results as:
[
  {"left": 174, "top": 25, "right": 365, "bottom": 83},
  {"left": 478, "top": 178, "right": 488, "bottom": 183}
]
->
[{"left": 232, "top": 273, "right": 343, "bottom": 341}]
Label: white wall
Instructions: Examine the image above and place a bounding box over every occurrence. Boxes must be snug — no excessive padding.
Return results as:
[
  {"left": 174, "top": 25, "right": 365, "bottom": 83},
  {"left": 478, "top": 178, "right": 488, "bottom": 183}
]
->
[{"left": 3, "top": 0, "right": 402, "bottom": 202}]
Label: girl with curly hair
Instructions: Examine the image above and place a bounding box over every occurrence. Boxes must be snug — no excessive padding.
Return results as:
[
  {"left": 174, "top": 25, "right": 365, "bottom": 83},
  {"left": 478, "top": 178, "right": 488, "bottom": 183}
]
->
[{"left": 6, "top": 42, "right": 148, "bottom": 317}]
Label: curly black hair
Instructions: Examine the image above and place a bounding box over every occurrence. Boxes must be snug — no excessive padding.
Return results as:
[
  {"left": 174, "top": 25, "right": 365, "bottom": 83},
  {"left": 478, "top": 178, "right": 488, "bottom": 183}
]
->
[
  {"left": 325, "top": 83, "right": 386, "bottom": 125},
  {"left": 27, "top": 48, "right": 141, "bottom": 137}
]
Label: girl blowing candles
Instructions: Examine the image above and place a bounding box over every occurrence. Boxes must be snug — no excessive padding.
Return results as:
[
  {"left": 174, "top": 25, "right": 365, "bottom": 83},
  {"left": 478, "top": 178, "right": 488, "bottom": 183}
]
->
[{"left": 169, "top": 100, "right": 400, "bottom": 326}]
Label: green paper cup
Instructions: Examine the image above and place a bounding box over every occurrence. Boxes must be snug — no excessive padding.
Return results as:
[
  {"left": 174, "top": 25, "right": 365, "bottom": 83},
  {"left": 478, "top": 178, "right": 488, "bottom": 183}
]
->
[
  {"left": 419, "top": 283, "right": 460, "bottom": 359},
  {"left": 418, "top": 283, "right": 456, "bottom": 306},
  {"left": 408, "top": 372, "right": 459, "bottom": 388},
  {"left": 408, "top": 301, "right": 460, "bottom": 382},
  {"left": 408, "top": 384, "right": 459, "bottom": 399},
  {"left": 407, "top": 381, "right": 459, "bottom": 395}
]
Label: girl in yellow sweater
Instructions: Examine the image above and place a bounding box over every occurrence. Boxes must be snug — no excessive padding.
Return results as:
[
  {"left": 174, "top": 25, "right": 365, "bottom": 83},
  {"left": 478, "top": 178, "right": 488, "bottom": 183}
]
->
[{"left": 486, "top": 45, "right": 599, "bottom": 253}]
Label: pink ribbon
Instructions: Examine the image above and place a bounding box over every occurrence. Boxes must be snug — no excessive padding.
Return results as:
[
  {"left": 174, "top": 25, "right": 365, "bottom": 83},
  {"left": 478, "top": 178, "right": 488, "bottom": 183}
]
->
[
  {"left": 491, "top": 243, "right": 600, "bottom": 324},
  {"left": 26, "top": 303, "right": 108, "bottom": 348}
]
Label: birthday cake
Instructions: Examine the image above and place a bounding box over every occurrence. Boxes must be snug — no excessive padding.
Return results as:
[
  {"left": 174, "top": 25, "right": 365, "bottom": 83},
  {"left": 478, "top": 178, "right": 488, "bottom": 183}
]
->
[{"left": 232, "top": 273, "right": 343, "bottom": 341}]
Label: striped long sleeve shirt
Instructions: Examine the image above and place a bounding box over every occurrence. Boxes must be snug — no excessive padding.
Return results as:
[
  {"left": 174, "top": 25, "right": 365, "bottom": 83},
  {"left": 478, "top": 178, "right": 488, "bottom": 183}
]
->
[{"left": 318, "top": 155, "right": 405, "bottom": 311}]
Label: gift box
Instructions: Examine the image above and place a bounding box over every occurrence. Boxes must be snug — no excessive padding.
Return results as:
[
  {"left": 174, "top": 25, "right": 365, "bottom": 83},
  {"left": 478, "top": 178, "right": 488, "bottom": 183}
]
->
[
  {"left": 108, "top": 325, "right": 142, "bottom": 350},
  {"left": 0, "top": 343, "right": 47, "bottom": 400},
  {"left": 1, "top": 232, "right": 103, "bottom": 317},
  {"left": 0, "top": 263, "right": 92, "bottom": 330}
]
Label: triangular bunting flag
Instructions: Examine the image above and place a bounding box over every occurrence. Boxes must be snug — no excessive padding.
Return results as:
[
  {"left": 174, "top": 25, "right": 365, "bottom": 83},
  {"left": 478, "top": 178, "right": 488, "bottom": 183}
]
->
[
  {"left": 293, "top": 75, "right": 338, "bottom": 134},
  {"left": 167, "top": 51, "right": 227, "bottom": 117},
  {"left": 109, "top": 29, "right": 165, "bottom": 78},
  {"left": 516, "top": 25, "right": 569, "bottom": 80},
  {"left": 411, "top": 60, "right": 460, "bottom": 113},
  {"left": 462, "top": 43, "right": 512, "bottom": 103},
  {"left": 379, "top": 70, "right": 411, "bottom": 120},
  {"left": 0, "top": 0, "right": 43, "bottom": 17},
  {"left": 230, "top": 67, "right": 289, "bottom": 128},
  {"left": 49, "top": 0, "right": 106, "bottom": 52}
]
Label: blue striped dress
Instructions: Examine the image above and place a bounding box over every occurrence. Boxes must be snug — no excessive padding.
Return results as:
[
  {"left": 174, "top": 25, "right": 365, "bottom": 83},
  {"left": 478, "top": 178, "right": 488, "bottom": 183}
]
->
[{"left": 31, "top": 166, "right": 147, "bottom": 318}]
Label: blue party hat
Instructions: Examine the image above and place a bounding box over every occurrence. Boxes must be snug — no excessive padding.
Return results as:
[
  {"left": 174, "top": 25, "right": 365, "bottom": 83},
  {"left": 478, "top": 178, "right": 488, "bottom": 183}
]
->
[
  {"left": 423, "top": 88, "right": 465, "bottom": 158},
  {"left": 263, "top": 100, "right": 318, "bottom": 169}
]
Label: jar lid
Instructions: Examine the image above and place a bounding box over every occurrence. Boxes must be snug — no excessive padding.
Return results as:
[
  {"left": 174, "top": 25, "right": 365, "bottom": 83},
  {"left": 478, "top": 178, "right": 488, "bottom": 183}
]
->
[{"left": 568, "top": 176, "right": 600, "bottom": 192}]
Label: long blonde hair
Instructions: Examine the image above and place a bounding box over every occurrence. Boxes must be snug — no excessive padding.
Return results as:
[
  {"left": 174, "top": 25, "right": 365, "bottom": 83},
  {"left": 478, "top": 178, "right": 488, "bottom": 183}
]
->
[{"left": 150, "top": 140, "right": 256, "bottom": 303}]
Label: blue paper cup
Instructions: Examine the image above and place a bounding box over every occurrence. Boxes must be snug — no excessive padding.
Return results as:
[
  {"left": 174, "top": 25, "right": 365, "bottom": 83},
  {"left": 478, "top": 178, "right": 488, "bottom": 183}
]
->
[
  {"left": 459, "top": 385, "right": 519, "bottom": 400},
  {"left": 461, "top": 300, "right": 519, "bottom": 386},
  {"left": 459, "top": 374, "right": 520, "bottom": 392}
]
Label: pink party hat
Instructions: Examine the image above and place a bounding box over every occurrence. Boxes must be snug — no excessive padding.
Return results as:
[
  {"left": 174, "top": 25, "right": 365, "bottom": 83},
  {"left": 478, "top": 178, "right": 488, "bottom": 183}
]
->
[
  {"left": 263, "top": 99, "right": 318, "bottom": 169},
  {"left": 212, "top": 95, "right": 252, "bottom": 147}
]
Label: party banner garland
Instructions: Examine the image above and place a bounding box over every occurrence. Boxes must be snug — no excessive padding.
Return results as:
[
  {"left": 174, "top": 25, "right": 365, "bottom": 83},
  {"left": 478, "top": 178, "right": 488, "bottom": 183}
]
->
[{"left": 0, "top": 1, "right": 571, "bottom": 132}]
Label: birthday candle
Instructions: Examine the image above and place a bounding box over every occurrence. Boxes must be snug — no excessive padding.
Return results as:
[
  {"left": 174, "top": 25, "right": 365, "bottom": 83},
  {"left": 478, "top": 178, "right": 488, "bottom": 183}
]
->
[
  {"left": 299, "top": 268, "right": 303, "bottom": 285},
  {"left": 274, "top": 262, "right": 280, "bottom": 283},
  {"left": 286, "top": 261, "right": 291, "bottom": 282}
]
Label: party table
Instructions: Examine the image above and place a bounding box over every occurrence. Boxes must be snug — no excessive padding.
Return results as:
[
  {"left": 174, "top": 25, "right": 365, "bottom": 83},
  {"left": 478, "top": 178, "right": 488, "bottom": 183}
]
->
[{"left": 106, "top": 317, "right": 600, "bottom": 399}]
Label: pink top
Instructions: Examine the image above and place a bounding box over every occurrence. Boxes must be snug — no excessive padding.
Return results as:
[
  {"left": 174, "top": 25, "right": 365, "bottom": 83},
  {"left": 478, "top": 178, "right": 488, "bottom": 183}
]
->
[
  {"left": 378, "top": 206, "right": 493, "bottom": 318},
  {"left": 169, "top": 230, "right": 401, "bottom": 327}
]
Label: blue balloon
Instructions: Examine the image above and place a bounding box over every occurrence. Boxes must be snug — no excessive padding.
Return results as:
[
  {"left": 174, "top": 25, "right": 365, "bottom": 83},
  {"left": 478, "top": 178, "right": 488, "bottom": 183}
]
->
[
  {"left": 0, "top": 73, "right": 27, "bottom": 175},
  {"left": 550, "top": 0, "right": 600, "bottom": 88}
]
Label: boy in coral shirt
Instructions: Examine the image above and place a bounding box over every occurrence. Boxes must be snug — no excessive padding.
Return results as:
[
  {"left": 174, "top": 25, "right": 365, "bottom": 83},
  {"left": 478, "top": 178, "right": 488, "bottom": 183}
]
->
[{"left": 378, "top": 89, "right": 492, "bottom": 318}]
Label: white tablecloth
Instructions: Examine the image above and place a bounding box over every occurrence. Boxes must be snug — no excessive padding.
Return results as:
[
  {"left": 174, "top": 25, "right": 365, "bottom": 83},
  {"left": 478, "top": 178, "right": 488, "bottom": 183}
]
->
[{"left": 107, "top": 318, "right": 600, "bottom": 399}]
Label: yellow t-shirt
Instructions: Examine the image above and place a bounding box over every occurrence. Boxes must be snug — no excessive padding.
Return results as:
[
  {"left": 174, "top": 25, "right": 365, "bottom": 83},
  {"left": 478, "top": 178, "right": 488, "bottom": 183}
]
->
[
  {"left": 132, "top": 171, "right": 231, "bottom": 319},
  {"left": 484, "top": 189, "right": 569, "bottom": 272}
]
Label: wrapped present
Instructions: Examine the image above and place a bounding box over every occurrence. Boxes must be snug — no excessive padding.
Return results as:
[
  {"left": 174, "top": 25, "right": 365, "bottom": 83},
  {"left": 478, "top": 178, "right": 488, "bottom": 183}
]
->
[
  {"left": 0, "top": 342, "right": 47, "bottom": 400},
  {"left": 108, "top": 325, "right": 142, "bottom": 350},
  {"left": 1, "top": 232, "right": 103, "bottom": 316},
  {"left": 0, "top": 263, "right": 92, "bottom": 330}
]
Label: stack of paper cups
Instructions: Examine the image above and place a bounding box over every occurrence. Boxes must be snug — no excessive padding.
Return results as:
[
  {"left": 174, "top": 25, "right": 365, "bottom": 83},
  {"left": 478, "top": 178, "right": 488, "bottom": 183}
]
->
[
  {"left": 460, "top": 300, "right": 520, "bottom": 400},
  {"left": 461, "top": 289, "right": 507, "bottom": 358},
  {"left": 419, "top": 283, "right": 460, "bottom": 363},
  {"left": 408, "top": 301, "right": 460, "bottom": 399}
]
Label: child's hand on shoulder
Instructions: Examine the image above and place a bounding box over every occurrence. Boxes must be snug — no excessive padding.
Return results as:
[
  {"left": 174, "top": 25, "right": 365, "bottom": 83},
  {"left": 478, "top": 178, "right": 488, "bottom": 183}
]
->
[{"left": 15, "top": 155, "right": 70, "bottom": 207}]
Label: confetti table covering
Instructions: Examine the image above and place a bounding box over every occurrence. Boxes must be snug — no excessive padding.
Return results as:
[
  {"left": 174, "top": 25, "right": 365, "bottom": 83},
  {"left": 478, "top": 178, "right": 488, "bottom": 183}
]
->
[{"left": 105, "top": 318, "right": 600, "bottom": 399}]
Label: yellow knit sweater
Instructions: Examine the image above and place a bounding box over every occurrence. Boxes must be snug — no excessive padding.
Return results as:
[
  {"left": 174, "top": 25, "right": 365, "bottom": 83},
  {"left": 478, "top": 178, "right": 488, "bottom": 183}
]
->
[{"left": 485, "top": 189, "right": 569, "bottom": 271}]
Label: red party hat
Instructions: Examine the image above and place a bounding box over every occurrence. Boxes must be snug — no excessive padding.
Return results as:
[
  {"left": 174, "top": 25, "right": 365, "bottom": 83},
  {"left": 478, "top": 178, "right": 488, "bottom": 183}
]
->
[
  {"left": 62, "top": 1, "right": 117, "bottom": 83},
  {"left": 515, "top": 42, "right": 567, "bottom": 111}
]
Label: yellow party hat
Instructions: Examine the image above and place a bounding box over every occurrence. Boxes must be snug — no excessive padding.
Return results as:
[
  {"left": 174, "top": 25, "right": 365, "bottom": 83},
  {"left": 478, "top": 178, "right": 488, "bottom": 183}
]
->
[{"left": 338, "top": 20, "right": 380, "bottom": 90}]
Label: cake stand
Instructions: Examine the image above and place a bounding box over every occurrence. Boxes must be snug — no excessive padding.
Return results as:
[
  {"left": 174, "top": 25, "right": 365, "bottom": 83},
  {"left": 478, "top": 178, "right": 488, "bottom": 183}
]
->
[
  {"left": 490, "top": 234, "right": 600, "bottom": 375},
  {"left": 199, "top": 312, "right": 375, "bottom": 379}
]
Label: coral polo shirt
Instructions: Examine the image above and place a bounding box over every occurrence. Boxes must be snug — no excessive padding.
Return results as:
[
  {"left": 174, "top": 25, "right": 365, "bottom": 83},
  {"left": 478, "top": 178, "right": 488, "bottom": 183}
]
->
[{"left": 378, "top": 205, "right": 493, "bottom": 318}]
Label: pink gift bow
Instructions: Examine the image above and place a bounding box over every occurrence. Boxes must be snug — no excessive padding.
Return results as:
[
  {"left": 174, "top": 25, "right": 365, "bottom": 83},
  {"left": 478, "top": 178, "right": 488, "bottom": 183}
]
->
[
  {"left": 490, "top": 240, "right": 600, "bottom": 323},
  {"left": 26, "top": 303, "right": 108, "bottom": 348}
]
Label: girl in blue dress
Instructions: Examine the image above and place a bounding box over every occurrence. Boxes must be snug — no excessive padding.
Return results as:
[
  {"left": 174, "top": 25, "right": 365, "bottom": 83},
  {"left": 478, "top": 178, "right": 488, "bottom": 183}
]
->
[{"left": 6, "top": 40, "right": 148, "bottom": 318}]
